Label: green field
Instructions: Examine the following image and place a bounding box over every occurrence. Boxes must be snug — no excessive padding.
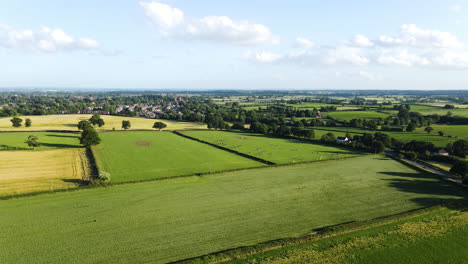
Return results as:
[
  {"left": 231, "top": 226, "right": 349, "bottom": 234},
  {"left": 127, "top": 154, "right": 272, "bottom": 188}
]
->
[
  {"left": 181, "top": 130, "right": 362, "bottom": 164},
  {"left": 416, "top": 108, "right": 468, "bottom": 117},
  {"left": 93, "top": 131, "right": 263, "bottom": 182},
  {"left": 415, "top": 125, "right": 468, "bottom": 139},
  {"left": 223, "top": 204, "right": 468, "bottom": 264},
  {"left": 0, "top": 132, "right": 81, "bottom": 150},
  {"left": 313, "top": 127, "right": 457, "bottom": 147},
  {"left": 1, "top": 156, "right": 466, "bottom": 263},
  {"left": 328, "top": 111, "right": 392, "bottom": 121}
]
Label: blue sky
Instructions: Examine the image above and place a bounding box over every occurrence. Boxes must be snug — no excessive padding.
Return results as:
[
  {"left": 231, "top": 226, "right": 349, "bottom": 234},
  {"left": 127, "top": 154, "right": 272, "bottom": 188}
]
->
[{"left": 0, "top": 0, "right": 467, "bottom": 90}]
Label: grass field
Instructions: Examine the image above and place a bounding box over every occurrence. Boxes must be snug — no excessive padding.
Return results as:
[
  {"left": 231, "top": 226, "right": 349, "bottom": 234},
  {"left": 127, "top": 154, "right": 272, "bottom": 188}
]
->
[
  {"left": 0, "top": 149, "right": 89, "bottom": 196},
  {"left": 93, "top": 131, "right": 263, "bottom": 182},
  {"left": 0, "top": 156, "right": 466, "bottom": 263},
  {"left": 313, "top": 127, "right": 457, "bottom": 147},
  {"left": 328, "top": 111, "right": 392, "bottom": 121},
  {"left": 415, "top": 108, "right": 468, "bottom": 117},
  {"left": 223, "top": 203, "right": 468, "bottom": 264},
  {"left": 181, "top": 130, "right": 362, "bottom": 164},
  {"left": 0, "top": 114, "right": 206, "bottom": 131},
  {"left": 0, "top": 132, "right": 81, "bottom": 150},
  {"left": 415, "top": 125, "right": 468, "bottom": 139}
]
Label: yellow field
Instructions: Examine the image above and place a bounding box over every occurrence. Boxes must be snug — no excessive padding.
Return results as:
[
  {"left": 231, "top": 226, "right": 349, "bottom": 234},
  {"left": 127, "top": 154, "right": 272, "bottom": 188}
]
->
[
  {"left": 0, "top": 114, "right": 206, "bottom": 131},
  {"left": 0, "top": 149, "right": 90, "bottom": 196}
]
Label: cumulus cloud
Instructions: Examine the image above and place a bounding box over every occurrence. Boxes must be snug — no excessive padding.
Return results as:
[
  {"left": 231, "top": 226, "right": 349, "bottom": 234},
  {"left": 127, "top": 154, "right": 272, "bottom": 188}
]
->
[
  {"left": 140, "top": 1, "right": 279, "bottom": 46},
  {"left": 377, "top": 24, "right": 462, "bottom": 48},
  {"left": 295, "top": 37, "right": 315, "bottom": 49},
  {"left": 0, "top": 24, "right": 100, "bottom": 53},
  {"left": 248, "top": 24, "right": 468, "bottom": 70}
]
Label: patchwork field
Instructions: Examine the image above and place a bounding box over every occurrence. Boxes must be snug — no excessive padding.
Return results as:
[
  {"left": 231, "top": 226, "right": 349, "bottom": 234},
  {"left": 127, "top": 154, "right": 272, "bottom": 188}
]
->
[
  {"left": 328, "top": 111, "right": 392, "bottom": 121},
  {"left": 93, "top": 131, "right": 263, "bottom": 182},
  {"left": 415, "top": 125, "right": 468, "bottom": 139},
  {"left": 0, "top": 156, "right": 466, "bottom": 263},
  {"left": 181, "top": 130, "right": 362, "bottom": 164},
  {"left": 0, "top": 114, "right": 206, "bottom": 131},
  {"left": 313, "top": 127, "right": 457, "bottom": 147},
  {"left": 0, "top": 132, "right": 81, "bottom": 150},
  {"left": 0, "top": 149, "right": 89, "bottom": 196}
]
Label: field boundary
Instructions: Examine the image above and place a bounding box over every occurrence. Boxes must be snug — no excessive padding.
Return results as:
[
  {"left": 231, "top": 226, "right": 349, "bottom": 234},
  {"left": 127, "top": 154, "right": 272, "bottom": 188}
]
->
[
  {"left": 170, "top": 200, "right": 468, "bottom": 264},
  {"left": 173, "top": 130, "right": 277, "bottom": 165}
]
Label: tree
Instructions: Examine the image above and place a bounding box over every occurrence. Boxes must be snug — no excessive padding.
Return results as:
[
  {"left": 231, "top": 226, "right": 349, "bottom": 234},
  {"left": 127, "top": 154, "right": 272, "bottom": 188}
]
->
[
  {"left": 438, "top": 131, "right": 444, "bottom": 136},
  {"left": 153, "top": 122, "right": 167, "bottom": 131},
  {"left": 122, "top": 120, "right": 131, "bottom": 130},
  {"left": 79, "top": 126, "right": 101, "bottom": 147},
  {"left": 78, "top": 120, "right": 92, "bottom": 130},
  {"left": 424, "top": 126, "right": 434, "bottom": 134},
  {"left": 450, "top": 160, "right": 467, "bottom": 179},
  {"left": 10, "top": 117, "right": 22, "bottom": 127},
  {"left": 406, "top": 122, "right": 416, "bottom": 132},
  {"left": 320, "top": 132, "right": 336, "bottom": 143},
  {"left": 452, "top": 139, "right": 468, "bottom": 158},
  {"left": 25, "top": 118, "right": 32, "bottom": 127},
  {"left": 25, "top": 135, "right": 40, "bottom": 149},
  {"left": 89, "top": 113, "right": 105, "bottom": 127},
  {"left": 373, "top": 141, "right": 386, "bottom": 153}
]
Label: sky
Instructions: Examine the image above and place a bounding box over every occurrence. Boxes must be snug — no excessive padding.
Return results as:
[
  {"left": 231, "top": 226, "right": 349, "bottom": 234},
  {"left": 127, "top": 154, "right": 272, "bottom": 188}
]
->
[{"left": 0, "top": 0, "right": 467, "bottom": 90}]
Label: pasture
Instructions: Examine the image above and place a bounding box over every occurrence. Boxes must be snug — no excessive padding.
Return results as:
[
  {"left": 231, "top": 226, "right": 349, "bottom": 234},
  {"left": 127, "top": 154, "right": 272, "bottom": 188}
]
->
[
  {"left": 227, "top": 204, "right": 468, "bottom": 264},
  {"left": 0, "top": 132, "right": 81, "bottom": 150},
  {"left": 93, "top": 131, "right": 263, "bottom": 182},
  {"left": 328, "top": 111, "right": 392, "bottom": 121},
  {"left": 0, "top": 156, "right": 466, "bottom": 263},
  {"left": 0, "top": 114, "right": 205, "bottom": 131},
  {"left": 0, "top": 149, "right": 89, "bottom": 196},
  {"left": 181, "top": 130, "right": 362, "bottom": 164},
  {"left": 415, "top": 125, "right": 468, "bottom": 139}
]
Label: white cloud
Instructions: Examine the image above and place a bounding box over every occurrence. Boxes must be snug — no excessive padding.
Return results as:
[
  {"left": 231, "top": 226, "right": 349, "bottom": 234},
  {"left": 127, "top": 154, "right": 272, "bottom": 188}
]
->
[
  {"left": 295, "top": 37, "right": 315, "bottom": 49},
  {"left": 352, "top": 34, "right": 374, "bottom": 47},
  {"left": 0, "top": 25, "right": 100, "bottom": 53},
  {"left": 378, "top": 24, "right": 463, "bottom": 49},
  {"left": 249, "top": 24, "right": 468, "bottom": 70},
  {"left": 140, "top": 1, "right": 279, "bottom": 46}
]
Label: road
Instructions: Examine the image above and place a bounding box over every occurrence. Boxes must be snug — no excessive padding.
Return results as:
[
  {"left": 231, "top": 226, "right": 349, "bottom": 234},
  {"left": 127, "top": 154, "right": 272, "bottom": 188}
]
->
[{"left": 385, "top": 150, "right": 463, "bottom": 185}]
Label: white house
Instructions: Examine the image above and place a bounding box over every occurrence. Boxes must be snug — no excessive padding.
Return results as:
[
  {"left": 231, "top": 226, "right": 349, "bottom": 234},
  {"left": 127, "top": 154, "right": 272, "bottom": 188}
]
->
[{"left": 336, "top": 136, "right": 349, "bottom": 144}]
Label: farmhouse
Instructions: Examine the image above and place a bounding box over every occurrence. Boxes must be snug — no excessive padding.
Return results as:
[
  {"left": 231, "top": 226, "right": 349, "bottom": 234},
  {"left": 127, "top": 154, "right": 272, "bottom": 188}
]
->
[
  {"left": 433, "top": 149, "right": 449, "bottom": 156},
  {"left": 336, "top": 136, "right": 349, "bottom": 144}
]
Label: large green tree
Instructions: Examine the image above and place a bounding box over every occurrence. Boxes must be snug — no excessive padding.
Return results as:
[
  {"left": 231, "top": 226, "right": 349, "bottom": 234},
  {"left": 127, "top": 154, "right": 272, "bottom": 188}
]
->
[
  {"left": 89, "top": 113, "right": 105, "bottom": 127},
  {"left": 122, "top": 120, "right": 131, "bottom": 130},
  {"left": 25, "top": 135, "right": 40, "bottom": 149},
  {"left": 10, "top": 117, "right": 22, "bottom": 127},
  {"left": 153, "top": 122, "right": 167, "bottom": 131},
  {"left": 79, "top": 126, "right": 101, "bottom": 147}
]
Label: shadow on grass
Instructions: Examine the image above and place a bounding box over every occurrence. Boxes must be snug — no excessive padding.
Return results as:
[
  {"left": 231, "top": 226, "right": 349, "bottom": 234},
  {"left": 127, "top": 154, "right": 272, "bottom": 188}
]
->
[
  {"left": 62, "top": 179, "right": 89, "bottom": 186},
  {"left": 379, "top": 171, "right": 468, "bottom": 207},
  {"left": 40, "top": 143, "right": 81, "bottom": 148},
  {"left": 46, "top": 134, "right": 79, "bottom": 138}
]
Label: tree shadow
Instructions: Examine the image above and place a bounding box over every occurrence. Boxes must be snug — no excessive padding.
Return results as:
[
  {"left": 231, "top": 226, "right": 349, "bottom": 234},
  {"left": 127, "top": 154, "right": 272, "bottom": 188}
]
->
[
  {"left": 62, "top": 179, "right": 89, "bottom": 186},
  {"left": 46, "top": 134, "right": 79, "bottom": 138},
  {"left": 40, "top": 143, "right": 81, "bottom": 148},
  {"left": 379, "top": 171, "right": 468, "bottom": 207}
]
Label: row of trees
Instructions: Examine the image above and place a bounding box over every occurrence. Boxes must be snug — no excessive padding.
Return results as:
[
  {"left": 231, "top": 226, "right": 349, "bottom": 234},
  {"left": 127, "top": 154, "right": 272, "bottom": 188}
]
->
[{"left": 10, "top": 117, "right": 32, "bottom": 127}]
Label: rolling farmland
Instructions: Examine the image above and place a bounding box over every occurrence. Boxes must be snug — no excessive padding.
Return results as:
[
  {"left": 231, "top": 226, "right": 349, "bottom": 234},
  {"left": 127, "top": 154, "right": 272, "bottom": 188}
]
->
[
  {"left": 181, "top": 130, "right": 363, "bottom": 164},
  {"left": 93, "top": 131, "right": 264, "bottom": 182},
  {"left": 1, "top": 156, "right": 465, "bottom": 263}
]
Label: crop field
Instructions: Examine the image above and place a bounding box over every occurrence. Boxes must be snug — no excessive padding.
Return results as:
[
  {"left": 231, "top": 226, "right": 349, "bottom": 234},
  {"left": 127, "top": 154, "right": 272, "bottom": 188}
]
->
[
  {"left": 224, "top": 203, "right": 468, "bottom": 264},
  {"left": 415, "top": 125, "right": 468, "bottom": 139},
  {"left": 328, "top": 111, "right": 392, "bottom": 121},
  {"left": 0, "top": 132, "right": 81, "bottom": 150},
  {"left": 0, "top": 149, "right": 89, "bottom": 196},
  {"left": 0, "top": 156, "right": 466, "bottom": 263},
  {"left": 93, "top": 131, "right": 263, "bottom": 182},
  {"left": 0, "top": 114, "right": 206, "bottom": 131},
  {"left": 181, "top": 130, "right": 362, "bottom": 164}
]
